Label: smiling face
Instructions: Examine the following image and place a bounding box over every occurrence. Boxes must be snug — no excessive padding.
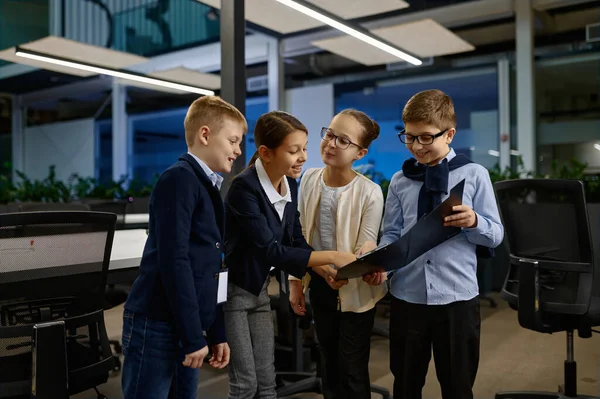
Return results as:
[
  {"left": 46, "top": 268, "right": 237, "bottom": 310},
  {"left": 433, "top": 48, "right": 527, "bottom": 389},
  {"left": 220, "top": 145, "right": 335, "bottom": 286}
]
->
[
  {"left": 404, "top": 121, "right": 455, "bottom": 166},
  {"left": 320, "top": 113, "right": 367, "bottom": 169},
  {"left": 199, "top": 118, "right": 245, "bottom": 173},
  {"left": 261, "top": 130, "right": 308, "bottom": 180}
]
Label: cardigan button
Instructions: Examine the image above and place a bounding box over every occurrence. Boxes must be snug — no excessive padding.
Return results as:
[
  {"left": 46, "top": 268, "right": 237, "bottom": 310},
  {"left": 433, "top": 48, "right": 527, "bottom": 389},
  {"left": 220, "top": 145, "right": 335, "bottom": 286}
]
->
[{"left": 215, "top": 242, "right": 221, "bottom": 249}]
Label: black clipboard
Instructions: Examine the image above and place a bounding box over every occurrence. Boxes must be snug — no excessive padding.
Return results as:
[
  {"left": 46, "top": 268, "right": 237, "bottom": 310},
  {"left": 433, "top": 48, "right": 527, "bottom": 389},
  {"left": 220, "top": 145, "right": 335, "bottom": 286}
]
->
[{"left": 336, "top": 179, "right": 466, "bottom": 280}]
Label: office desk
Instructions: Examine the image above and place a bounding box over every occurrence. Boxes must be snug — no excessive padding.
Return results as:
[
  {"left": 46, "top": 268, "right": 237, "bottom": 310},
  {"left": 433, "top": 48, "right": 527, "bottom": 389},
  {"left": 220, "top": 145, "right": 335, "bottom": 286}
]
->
[
  {"left": 122, "top": 213, "right": 149, "bottom": 230},
  {"left": 107, "top": 229, "right": 145, "bottom": 284}
]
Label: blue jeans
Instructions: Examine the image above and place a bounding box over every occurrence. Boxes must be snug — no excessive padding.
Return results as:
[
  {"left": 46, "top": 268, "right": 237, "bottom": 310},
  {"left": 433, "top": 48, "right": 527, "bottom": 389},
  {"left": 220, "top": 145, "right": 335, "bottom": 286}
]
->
[{"left": 121, "top": 310, "right": 199, "bottom": 399}]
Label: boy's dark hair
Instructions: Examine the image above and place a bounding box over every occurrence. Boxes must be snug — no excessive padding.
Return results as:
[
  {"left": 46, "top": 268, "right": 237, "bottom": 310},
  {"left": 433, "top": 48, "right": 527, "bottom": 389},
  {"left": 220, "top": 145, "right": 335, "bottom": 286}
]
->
[
  {"left": 402, "top": 89, "right": 457, "bottom": 130},
  {"left": 248, "top": 111, "right": 308, "bottom": 167},
  {"left": 338, "top": 109, "right": 380, "bottom": 148}
]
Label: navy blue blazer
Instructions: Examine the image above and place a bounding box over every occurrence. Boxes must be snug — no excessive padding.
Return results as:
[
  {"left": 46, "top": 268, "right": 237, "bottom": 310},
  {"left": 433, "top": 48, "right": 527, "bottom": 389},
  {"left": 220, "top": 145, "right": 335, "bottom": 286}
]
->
[
  {"left": 124, "top": 153, "right": 225, "bottom": 355},
  {"left": 224, "top": 166, "right": 313, "bottom": 296}
]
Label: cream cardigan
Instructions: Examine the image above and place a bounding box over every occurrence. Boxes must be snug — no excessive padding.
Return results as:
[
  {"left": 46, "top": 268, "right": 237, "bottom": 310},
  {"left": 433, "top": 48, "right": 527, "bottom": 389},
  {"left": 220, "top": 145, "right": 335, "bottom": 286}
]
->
[{"left": 293, "top": 167, "right": 388, "bottom": 313}]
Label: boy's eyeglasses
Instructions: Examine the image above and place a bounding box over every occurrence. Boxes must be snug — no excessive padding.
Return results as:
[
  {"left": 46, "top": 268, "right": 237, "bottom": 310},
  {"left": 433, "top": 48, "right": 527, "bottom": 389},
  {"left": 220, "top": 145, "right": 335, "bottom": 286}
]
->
[
  {"left": 397, "top": 129, "right": 448, "bottom": 145},
  {"left": 320, "top": 127, "right": 363, "bottom": 150}
]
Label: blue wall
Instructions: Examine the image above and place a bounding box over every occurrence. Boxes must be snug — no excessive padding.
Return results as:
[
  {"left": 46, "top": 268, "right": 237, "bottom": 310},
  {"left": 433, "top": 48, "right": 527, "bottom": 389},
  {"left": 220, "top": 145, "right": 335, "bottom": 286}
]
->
[
  {"left": 97, "top": 70, "right": 499, "bottom": 183},
  {"left": 335, "top": 71, "right": 499, "bottom": 179}
]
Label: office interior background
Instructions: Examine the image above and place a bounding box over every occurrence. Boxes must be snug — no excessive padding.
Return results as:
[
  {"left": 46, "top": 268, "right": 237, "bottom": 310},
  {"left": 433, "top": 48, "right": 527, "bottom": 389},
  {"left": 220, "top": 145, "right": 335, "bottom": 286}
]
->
[{"left": 0, "top": 0, "right": 600, "bottom": 398}]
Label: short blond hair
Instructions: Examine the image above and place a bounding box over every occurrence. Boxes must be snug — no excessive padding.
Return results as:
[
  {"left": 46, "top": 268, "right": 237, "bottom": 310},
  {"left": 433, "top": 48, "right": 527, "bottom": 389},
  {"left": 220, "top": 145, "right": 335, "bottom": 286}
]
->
[
  {"left": 184, "top": 95, "right": 247, "bottom": 147},
  {"left": 402, "top": 89, "right": 457, "bottom": 130}
]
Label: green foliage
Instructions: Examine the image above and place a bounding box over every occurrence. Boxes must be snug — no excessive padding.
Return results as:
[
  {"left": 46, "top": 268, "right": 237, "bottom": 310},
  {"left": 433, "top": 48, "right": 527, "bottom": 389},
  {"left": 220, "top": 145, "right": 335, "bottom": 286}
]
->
[
  {"left": 488, "top": 156, "right": 533, "bottom": 184},
  {"left": 489, "top": 156, "right": 600, "bottom": 203},
  {"left": 13, "top": 166, "right": 71, "bottom": 203},
  {"left": 0, "top": 165, "right": 157, "bottom": 204}
]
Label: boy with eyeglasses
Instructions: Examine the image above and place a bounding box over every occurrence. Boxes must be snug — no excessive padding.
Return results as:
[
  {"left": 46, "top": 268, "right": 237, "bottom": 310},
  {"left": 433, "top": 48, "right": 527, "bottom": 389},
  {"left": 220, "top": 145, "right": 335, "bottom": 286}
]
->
[{"left": 360, "top": 89, "right": 504, "bottom": 399}]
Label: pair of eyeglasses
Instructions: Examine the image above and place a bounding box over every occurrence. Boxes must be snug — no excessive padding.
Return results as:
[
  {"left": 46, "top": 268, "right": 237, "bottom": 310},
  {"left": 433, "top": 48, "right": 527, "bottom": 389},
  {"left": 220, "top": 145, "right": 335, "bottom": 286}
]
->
[
  {"left": 320, "top": 127, "right": 363, "bottom": 150},
  {"left": 397, "top": 129, "right": 448, "bottom": 145}
]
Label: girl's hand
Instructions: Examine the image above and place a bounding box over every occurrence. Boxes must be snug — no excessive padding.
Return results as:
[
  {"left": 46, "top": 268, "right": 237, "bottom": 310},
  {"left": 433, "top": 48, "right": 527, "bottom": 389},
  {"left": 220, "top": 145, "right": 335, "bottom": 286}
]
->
[{"left": 289, "top": 280, "right": 306, "bottom": 316}]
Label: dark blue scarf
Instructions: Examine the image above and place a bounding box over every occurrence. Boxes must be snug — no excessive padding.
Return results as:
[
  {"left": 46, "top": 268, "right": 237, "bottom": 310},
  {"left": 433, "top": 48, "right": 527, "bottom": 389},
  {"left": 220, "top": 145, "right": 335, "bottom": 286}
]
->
[{"left": 402, "top": 154, "right": 494, "bottom": 258}]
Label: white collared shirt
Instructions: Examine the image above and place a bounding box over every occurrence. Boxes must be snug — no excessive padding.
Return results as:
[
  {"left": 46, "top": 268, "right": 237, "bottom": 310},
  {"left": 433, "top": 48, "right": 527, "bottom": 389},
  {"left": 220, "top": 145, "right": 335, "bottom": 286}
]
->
[
  {"left": 187, "top": 152, "right": 223, "bottom": 189},
  {"left": 255, "top": 158, "right": 291, "bottom": 221}
]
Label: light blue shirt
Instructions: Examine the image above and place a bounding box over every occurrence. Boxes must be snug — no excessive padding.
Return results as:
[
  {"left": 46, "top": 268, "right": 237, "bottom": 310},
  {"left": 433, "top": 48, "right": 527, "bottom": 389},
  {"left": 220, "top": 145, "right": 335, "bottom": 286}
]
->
[
  {"left": 187, "top": 152, "right": 223, "bottom": 189},
  {"left": 380, "top": 148, "right": 504, "bottom": 305}
]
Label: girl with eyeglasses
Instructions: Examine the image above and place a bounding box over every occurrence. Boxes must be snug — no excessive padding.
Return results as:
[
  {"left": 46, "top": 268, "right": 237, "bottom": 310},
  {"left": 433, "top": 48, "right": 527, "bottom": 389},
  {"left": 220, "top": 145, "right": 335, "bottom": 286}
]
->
[{"left": 288, "top": 109, "right": 388, "bottom": 399}]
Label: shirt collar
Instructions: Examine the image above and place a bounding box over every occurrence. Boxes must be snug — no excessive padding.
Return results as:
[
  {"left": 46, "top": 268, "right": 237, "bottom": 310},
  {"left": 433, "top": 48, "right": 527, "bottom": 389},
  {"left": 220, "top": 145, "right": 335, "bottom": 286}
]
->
[
  {"left": 187, "top": 151, "right": 223, "bottom": 189},
  {"left": 255, "top": 158, "right": 291, "bottom": 205}
]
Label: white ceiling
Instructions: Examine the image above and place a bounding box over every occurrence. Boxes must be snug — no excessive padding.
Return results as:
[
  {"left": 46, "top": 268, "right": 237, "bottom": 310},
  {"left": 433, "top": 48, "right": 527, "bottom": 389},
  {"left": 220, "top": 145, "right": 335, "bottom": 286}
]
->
[
  {"left": 311, "top": 18, "right": 475, "bottom": 66},
  {"left": 0, "top": 36, "right": 220, "bottom": 92},
  {"left": 149, "top": 67, "right": 221, "bottom": 90},
  {"left": 198, "top": 0, "right": 409, "bottom": 34}
]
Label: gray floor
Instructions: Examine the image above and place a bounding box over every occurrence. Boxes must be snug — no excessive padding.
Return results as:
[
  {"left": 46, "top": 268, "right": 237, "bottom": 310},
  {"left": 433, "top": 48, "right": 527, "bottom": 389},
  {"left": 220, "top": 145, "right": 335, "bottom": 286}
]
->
[{"left": 77, "top": 291, "right": 600, "bottom": 399}]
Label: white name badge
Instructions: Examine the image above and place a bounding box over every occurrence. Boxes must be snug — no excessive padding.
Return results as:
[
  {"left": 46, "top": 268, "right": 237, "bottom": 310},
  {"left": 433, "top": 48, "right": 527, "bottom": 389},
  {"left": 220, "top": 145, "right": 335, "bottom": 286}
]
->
[{"left": 217, "top": 270, "right": 228, "bottom": 304}]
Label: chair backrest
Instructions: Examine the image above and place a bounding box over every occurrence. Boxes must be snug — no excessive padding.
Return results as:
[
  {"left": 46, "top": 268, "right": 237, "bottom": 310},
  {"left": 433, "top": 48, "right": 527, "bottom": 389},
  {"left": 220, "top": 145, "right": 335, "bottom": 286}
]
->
[
  {"left": 0, "top": 211, "right": 116, "bottom": 303},
  {"left": 85, "top": 200, "right": 128, "bottom": 229},
  {"left": 18, "top": 202, "right": 90, "bottom": 212},
  {"left": 494, "top": 179, "right": 596, "bottom": 331},
  {"left": 0, "top": 211, "right": 116, "bottom": 397}
]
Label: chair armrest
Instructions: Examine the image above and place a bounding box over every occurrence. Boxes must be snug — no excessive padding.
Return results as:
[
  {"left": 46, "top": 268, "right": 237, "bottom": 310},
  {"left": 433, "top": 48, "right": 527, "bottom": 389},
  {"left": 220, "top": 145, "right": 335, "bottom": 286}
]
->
[{"left": 517, "top": 257, "right": 545, "bottom": 332}]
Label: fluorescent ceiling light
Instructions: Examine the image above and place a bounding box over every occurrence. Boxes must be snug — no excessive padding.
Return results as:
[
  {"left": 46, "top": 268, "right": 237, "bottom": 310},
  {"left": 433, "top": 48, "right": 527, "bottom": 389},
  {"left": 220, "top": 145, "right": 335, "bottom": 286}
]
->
[
  {"left": 275, "top": 0, "right": 422, "bottom": 66},
  {"left": 15, "top": 48, "right": 215, "bottom": 96}
]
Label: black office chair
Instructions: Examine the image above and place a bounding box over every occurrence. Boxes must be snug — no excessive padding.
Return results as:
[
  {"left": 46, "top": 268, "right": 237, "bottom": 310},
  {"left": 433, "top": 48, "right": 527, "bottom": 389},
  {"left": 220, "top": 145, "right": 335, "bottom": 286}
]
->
[
  {"left": 84, "top": 199, "right": 128, "bottom": 230},
  {"left": 493, "top": 179, "right": 600, "bottom": 399},
  {"left": 18, "top": 202, "right": 91, "bottom": 212},
  {"left": 271, "top": 270, "right": 322, "bottom": 398},
  {"left": 83, "top": 199, "right": 131, "bottom": 370},
  {"left": 0, "top": 211, "right": 117, "bottom": 399}
]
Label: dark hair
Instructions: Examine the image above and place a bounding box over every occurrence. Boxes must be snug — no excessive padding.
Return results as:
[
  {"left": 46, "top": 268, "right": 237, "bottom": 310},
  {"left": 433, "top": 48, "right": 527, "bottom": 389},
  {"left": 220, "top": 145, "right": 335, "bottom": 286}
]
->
[
  {"left": 338, "top": 109, "right": 380, "bottom": 148},
  {"left": 402, "top": 89, "right": 456, "bottom": 130},
  {"left": 247, "top": 111, "right": 308, "bottom": 167}
]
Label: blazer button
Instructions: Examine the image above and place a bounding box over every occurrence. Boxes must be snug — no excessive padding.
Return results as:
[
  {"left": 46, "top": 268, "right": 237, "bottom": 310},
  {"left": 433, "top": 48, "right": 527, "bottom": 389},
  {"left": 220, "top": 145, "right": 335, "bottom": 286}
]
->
[{"left": 216, "top": 242, "right": 221, "bottom": 249}]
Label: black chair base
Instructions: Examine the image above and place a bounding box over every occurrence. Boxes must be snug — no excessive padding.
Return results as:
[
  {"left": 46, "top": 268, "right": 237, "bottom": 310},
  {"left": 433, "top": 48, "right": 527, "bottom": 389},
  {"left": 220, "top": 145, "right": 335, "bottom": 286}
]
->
[
  {"left": 480, "top": 294, "right": 498, "bottom": 308},
  {"left": 496, "top": 392, "right": 599, "bottom": 398},
  {"left": 370, "top": 384, "right": 392, "bottom": 399},
  {"left": 276, "top": 372, "right": 321, "bottom": 397}
]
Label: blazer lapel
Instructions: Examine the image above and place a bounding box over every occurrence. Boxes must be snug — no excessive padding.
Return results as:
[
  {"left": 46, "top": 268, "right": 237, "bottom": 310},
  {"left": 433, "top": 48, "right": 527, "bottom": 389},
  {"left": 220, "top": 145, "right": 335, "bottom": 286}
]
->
[{"left": 179, "top": 153, "right": 225, "bottom": 235}]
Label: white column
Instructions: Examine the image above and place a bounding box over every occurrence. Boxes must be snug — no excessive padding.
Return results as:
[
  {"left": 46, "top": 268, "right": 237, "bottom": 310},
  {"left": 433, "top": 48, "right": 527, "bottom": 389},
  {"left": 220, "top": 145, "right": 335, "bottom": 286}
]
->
[
  {"left": 11, "top": 96, "right": 25, "bottom": 182},
  {"left": 497, "top": 58, "right": 511, "bottom": 171},
  {"left": 268, "top": 38, "right": 285, "bottom": 111},
  {"left": 112, "top": 79, "right": 128, "bottom": 182},
  {"left": 49, "top": 0, "right": 63, "bottom": 36},
  {"left": 515, "top": 0, "right": 536, "bottom": 174}
]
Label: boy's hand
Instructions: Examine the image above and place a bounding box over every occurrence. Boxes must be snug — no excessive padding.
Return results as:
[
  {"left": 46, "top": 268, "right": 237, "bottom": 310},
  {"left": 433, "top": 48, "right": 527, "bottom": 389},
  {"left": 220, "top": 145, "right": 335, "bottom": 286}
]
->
[
  {"left": 356, "top": 240, "right": 377, "bottom": 256},
  {"left": 444, "top": 205, "right": 477, "bottom": 228},
  {"left": 314, "top": 265, "right": 349, "bottom": 290},
  {"left": 289, "top": 280, "right": 306, "bottom": 316},
  {"left": 326, "top": 275, "right": 348, "bottom": 290},
  {"left": 183, "top": 345, "right": 209, "bottom": 368},
  {"left": 363, "top": 271, "right": 387, "bottom": 286},
  {"left": 209, "top": 343, "right": 230, "bottom": 369}
]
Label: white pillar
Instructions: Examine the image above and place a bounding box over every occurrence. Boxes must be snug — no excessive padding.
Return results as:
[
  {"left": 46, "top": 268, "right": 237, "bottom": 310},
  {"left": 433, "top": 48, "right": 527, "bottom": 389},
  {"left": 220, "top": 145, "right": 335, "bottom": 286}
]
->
[
  {"left": 268, "top": 38, "right": 285, "bottom": 111},
  {"left": 497, "top": 58, "right": 511, "bottom": 171},
  {"left": 112, "top": 79, "right": 128, "bottom": 182},
  {"left": 515, "top": 0, "right": 536, "bottom": 174},
  {"left": 11, "top": 96, "right": 25, "bottom": 182},
  {"left": 49, "top": 0, "right": 63, "bottom": 36}
]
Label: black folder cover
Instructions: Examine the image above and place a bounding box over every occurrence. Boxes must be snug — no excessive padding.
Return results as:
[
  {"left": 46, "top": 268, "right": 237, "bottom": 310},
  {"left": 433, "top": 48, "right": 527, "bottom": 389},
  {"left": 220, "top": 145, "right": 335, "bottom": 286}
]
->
[{"left": 336, "top": 179, "right": 466, "bottom": 280}]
